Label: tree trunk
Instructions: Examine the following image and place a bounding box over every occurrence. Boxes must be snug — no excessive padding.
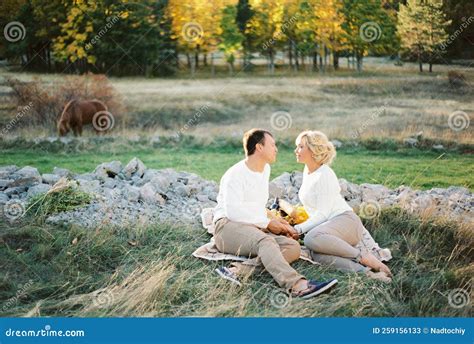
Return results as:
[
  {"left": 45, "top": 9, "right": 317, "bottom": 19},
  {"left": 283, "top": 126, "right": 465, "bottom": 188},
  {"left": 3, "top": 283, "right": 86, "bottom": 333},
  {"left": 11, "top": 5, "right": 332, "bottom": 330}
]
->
[
  {"left": 294, "top": 42, "right": 299, "bottom": 71},
  {"left": 313, "top": 51, "right": 318, "bottom": 72},
  {"left": 211, "top": 53, "right": 215, "bottom": 76},
  {"left": 429, "top": 62, "right": 432, "bottom": 72},
  {"left": 269, "top": 50, "right": 275, "bottom": 74},
  {"left": 194, "top": 51, "right": 199, "bottom": 68},
  {"left": 203, "top": 54, "right": 207, "bottom": 66},
  {"left": 418, "top": 51, "right": 422, "bottom": 72},
  {"left": 356, "top": 54, "right": 363, "bottom": 72},
  {"left": 323, "top": 45, "right": 328, "bottom": 68},
  {"left": 186, "top": 53, "right": 191, "bottom": 69},
  {"left": 333, "top": 51, "right": 339, "bottom": 70},
  {"left": 288, "top": 41, "right": 293, "bottom": 68}
]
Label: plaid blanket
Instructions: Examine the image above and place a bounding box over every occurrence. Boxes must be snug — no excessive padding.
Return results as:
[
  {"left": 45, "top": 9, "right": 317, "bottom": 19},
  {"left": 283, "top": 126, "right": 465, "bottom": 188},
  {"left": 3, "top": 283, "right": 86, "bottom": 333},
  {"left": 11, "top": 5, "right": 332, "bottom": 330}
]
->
[{"left": 193, "top": 208, "right": 392, "bottom": 264}]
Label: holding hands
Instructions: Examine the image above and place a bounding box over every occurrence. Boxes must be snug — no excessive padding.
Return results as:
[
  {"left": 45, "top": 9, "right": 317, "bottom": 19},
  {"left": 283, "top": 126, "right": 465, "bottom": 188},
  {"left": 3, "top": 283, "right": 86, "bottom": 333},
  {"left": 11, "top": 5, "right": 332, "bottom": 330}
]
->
[{"left": 267, "top": 218, "right": 300, "bottom": 240}]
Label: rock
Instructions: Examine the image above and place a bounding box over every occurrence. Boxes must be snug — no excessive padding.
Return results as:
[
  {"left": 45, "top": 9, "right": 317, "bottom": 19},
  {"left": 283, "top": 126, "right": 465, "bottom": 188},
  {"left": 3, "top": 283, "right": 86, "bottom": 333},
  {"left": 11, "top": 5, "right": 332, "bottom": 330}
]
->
[
  {"left": 331, "top": 139, "right": 342, "bottom": 148},
  {"left": 94, "top": 161, "right": 122, "bottom": 179},
  {"left": 174, "top": 183, "right": 190, "bottom": 197},
  {"left": 0, "top": 165, "right": 18, "bottom": 178},
  {"left": 150, "top": 136, "right": 160, "bottom": 145},
  {"left": 4, "top": 187, "right": 26, "bottom": 196},
  {"left": 403, "top": 137, "right": 418, "bottom": 147},
  {"left": 77, "top": 180, "right": 101, "bottom": 194},
  {"left": 432, "top": 144, "right": 444, "bottom": 150},
  {"left": 2, "top": 160, "right": 470, "bottom": 230},
  {"left": 53, "top": 167, "right": 72, "bottom": 178},
  {"left": 124, "top": 185, "right": 140, "bottom": 202},
  {"left": 27, "top": 183, "right": 52, "bottom": 197},
  {"left": 142, "top": 169, "right": 160, "bottom": 183},
  {"left": 123, "top": 157, "right": 146, "bottom": 178},
  {"left": 290, "top": 172, "right": 303, "bottom": 189},
  {"left": 42, "top": 174, "right": 61, "bottom": 185},
  {"left": 59, "top": 137, "right": 74, "bottom": 144},
  {"left": 103, "top": 178, "right": 117, "bottom": 189},
  {"left": 0, "top": 192, "right": 9, "bottom": 204},
  {"left": 14, "top": 166, "right": 41, "bottom": 180},
  {"left": 339, "top": 179, "right": 361, "bottom": 199},
  {"left": 196, "top": 194, "right": 209, "bottom": 202},
  {"left": 409, "top": 194, "right": 436, "bottom": 213},
  {"left": 139, "top": 183, "right": 166, "bottom": 205},
  {"left": 150, "top": 175, "right": 172, "bottom": 194},
  {"left": 271, "top": 172, "right": 291, "bottom": 187},
  {"left": 269, "top": 181, "right": 285, "bottom": 198},
  {"left": 360, "top": 183, "right": 390, "bottom": 202},
  {"left": 0, "top": 179, "right": 13, "bottom": 189},
  {"left": 76, "top": 173, "right": 96, "bottom": 181},
  {"left": 395, "top": 186, "right": 415, "bottom": 204}
]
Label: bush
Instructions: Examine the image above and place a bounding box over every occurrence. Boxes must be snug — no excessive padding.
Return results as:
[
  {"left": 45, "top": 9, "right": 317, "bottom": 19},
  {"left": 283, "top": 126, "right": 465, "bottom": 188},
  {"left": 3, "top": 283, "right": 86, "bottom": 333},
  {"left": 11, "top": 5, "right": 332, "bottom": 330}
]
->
[
  {"left": 5, "top": 73, "right": 124, "bottom": 129},
  {"left": 448, "top": 70, "right": 468, "bottom": 88}
]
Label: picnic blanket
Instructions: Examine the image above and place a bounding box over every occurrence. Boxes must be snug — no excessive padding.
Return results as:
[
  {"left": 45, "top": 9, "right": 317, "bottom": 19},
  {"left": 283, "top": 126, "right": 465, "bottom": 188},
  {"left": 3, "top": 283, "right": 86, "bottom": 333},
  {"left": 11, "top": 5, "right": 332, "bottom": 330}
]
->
[{"left": 193, "top": 208, "right": 392, "bottom": 265}]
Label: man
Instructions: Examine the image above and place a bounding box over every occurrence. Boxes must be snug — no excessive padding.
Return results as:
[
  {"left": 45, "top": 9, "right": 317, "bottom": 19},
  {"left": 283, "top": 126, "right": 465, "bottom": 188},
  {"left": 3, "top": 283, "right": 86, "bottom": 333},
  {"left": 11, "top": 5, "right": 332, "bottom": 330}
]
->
[{"left": 213, "top": 128, "right": 338, "bottom": 298}]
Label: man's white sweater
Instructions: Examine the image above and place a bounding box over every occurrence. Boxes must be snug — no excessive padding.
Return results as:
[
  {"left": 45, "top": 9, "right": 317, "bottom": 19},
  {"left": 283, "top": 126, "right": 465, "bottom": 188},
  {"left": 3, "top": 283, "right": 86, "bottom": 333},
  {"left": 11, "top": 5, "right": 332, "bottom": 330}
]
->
[{"left": 213, "top": 160, "right": 270, "bottom": 228}]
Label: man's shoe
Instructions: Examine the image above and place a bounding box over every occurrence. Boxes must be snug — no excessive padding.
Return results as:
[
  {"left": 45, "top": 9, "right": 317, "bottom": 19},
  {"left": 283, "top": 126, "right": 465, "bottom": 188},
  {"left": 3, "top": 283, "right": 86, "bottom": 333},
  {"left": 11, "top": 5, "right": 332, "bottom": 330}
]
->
[
  {"left": 293, "top": 278, "right": 338, "bottom": 299},
  {"left": 215, "top": 267, "right": 242, "bottom": 286}
]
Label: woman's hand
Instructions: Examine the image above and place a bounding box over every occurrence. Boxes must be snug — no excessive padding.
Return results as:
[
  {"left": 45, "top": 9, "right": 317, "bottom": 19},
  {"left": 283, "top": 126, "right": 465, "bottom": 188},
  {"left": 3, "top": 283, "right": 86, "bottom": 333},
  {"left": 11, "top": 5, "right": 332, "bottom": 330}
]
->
[{"left": 267, "top": 219, "right": 300, "bottom": 240}]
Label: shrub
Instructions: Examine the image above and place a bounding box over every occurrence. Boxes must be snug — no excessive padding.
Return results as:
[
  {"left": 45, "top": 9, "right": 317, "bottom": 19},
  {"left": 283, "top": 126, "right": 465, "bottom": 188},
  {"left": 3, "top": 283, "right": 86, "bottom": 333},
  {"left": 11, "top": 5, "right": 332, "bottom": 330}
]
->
[
  {"left": 447, "top": 70, "right": 468, "bottom": 88},
  {"left": 5, "top": 73, "right": 123, "bottom": 129}
]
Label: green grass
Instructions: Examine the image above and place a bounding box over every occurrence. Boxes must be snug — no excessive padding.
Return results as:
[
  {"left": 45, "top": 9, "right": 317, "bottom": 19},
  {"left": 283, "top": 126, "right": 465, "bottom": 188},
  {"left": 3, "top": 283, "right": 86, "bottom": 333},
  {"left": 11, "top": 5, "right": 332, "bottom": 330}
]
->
[
  {"left": 0, "top": 208, "right": 472, "bottom": 317},
  {"left": 1, "top": 141, "right": 472, "bottom": 190}
]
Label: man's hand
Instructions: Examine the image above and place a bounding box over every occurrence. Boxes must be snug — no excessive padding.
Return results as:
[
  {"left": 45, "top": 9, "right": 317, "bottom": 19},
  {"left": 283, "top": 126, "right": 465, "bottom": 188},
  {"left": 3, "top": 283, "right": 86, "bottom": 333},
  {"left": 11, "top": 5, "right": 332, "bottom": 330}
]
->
[
  {"left": 267, "top": 220, "right": 300, "bottom": 240},
  {"left": 286, "top": 226, "right": 300, "bottom": 240}
]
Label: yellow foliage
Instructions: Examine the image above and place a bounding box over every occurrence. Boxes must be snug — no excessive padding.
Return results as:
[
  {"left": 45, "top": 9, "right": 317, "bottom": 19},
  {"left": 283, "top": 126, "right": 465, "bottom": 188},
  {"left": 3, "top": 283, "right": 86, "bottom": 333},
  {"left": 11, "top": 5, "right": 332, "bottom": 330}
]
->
[{"left": 167, "top": 0, "right": 237, "bottom": 52}]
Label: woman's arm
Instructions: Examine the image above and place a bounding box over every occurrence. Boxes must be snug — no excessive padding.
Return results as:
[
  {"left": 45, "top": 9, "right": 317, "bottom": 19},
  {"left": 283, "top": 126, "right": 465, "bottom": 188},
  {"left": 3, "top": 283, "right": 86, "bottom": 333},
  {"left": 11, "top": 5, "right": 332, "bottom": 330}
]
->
[{"left": 294, "top": 169, "right": 340, "bottom": 234}]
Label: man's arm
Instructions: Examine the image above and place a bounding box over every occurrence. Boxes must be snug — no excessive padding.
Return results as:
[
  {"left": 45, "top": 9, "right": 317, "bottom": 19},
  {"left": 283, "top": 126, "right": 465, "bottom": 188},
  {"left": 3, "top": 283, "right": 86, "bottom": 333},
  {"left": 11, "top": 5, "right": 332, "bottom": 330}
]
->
[{"left": 223, "top": 177, "right": 270, "bottom": 228}]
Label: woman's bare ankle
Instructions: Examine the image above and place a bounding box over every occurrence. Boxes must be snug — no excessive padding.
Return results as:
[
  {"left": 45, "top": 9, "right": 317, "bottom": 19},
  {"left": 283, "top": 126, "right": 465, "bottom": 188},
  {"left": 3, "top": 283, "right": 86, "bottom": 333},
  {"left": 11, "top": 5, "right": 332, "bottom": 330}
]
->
[{"left": 360, "top": 253, "right": 392, "bottom": 276}]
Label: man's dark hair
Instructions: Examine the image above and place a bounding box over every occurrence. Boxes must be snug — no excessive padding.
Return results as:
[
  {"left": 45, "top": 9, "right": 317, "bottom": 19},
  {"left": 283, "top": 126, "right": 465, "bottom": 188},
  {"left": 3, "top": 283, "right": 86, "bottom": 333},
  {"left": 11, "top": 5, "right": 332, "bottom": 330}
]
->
[{"left": 243, "top": 128, "right": 273, "bottom": 156}]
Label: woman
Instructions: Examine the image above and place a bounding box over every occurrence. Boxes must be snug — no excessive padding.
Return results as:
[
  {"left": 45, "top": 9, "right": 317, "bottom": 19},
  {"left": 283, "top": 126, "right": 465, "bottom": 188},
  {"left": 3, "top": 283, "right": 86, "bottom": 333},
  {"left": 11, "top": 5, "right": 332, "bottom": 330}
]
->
[{"left": 293, "top": 130, "right": 392, "bottom": 280}]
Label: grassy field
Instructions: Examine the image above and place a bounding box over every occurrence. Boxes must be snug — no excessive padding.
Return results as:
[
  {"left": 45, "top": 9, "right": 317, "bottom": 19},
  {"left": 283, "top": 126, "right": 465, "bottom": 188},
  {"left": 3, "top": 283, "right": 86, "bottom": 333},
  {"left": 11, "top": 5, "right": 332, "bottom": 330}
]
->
[
  {"left": 1, "top": 207, "right": 472, "bottom": 317},
  {"left": 1, "top": 59, "right": 473, "bottom": 144},
  {"left": 0, "top": 138, "right": 472, "bottom": 190},
  {"left": 0, "top": 62, "right": 472, "bottom": 318}
]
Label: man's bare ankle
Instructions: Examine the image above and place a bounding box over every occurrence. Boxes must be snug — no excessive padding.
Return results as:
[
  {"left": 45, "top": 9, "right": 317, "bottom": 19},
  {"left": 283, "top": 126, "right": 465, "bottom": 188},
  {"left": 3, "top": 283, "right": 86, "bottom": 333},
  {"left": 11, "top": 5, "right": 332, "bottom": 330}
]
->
[{"left": 292, "top": 279, "right": 308, "bottom": 292}]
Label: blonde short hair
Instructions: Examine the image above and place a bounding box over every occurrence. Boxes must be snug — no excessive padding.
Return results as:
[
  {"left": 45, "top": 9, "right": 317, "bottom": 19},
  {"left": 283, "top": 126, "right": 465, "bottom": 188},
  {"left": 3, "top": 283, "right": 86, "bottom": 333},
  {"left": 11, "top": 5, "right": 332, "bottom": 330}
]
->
[{"left": 296, "top": 130, "right": 336, "bottom": 165}]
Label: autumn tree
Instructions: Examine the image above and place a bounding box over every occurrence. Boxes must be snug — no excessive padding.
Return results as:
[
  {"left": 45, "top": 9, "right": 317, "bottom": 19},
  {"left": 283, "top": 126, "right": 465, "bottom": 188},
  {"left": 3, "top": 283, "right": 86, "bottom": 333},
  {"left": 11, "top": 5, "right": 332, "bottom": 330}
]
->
[
  {"left": 398, "top": 0, "right": 451, "bottom": 72},
  {"left": 167, "top": 0, "right": 235, "bottom": 73},
  {"left": 341, "top": 0, "right": 398, "bottom": 72},
  {"left": 247, "top": 0, "right": 286, "bottom": 73},
  {"left": 219, "top": 5, "right": 244, "bottom": 74}
]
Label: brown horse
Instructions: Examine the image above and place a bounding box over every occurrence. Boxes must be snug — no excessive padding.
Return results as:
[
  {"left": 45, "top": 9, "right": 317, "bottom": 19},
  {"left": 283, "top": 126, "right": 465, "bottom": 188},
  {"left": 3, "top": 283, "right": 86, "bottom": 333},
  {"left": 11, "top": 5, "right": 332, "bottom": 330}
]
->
[{"left": 57, "top": 99, "right": 113, "bottom": 136}]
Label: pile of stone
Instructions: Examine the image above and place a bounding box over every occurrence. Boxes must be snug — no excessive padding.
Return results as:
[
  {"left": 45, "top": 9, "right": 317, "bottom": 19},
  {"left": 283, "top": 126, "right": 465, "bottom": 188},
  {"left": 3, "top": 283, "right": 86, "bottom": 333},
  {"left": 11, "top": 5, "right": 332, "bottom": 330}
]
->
[
  {"left": 0, "top": 158, "right": 218, "bottom": 228},
  {"left": 0, "top": 158, "right": 472, "bottom": 228},
  {"left": 270, "top": 172, "right": 472, "bottom": 224}
]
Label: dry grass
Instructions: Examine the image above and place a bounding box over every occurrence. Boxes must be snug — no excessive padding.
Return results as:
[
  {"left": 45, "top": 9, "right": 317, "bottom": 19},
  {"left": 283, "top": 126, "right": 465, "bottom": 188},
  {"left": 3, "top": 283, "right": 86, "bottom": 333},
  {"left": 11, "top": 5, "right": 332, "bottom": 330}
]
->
[{"left": 1, "top": 58, "right": 472, "bottom": 144}]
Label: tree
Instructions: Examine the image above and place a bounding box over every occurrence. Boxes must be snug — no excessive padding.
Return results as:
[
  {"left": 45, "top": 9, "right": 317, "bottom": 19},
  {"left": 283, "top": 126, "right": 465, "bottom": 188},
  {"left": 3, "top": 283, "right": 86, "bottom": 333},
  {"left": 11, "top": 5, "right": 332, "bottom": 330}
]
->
[
  {"left": 167, "top": 0, "right": 235, "bottom": 74},
  {"left": 236, "top": 0, "right": 254, "bottom": 67},
  {"left": 247, "top": 0, "right": 286, "bottom": 73},
  {"left": 398, "top": 0, "right": 451, "bottom": 72},
  {"left": 50, "top": 0, "right": 176, "bottom": 76},
  {"left": 219, "top": 5, "right": 244, "bottom": 74},
  {"left": 342, "top": 0, "right": 398, "bottom": 72},
  {"left": 312, "top": 0, "right": 345, "bottom": 71}
]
